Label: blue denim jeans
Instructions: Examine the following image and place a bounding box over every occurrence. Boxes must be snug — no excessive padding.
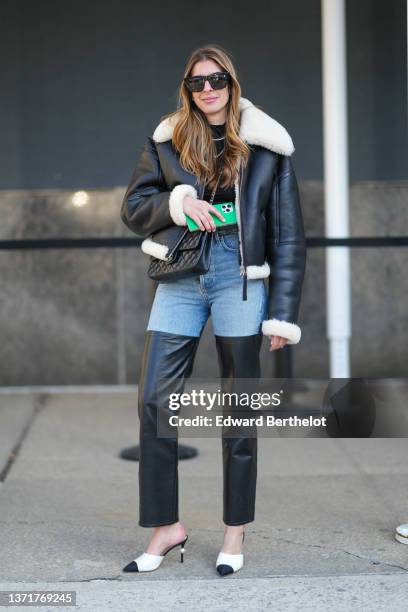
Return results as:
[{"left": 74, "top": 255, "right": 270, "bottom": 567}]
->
[{"left": 146, "top": 228, "right": 268, "bottom": 337}]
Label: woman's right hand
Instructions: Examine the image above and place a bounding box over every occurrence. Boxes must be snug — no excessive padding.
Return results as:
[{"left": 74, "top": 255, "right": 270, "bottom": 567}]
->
[{"left": 183, "top": 195, "right": 226, "bottom": 232}]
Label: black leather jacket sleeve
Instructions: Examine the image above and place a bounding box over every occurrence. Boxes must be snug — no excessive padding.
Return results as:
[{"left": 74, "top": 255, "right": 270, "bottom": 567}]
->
[
  {"left": 120, "top": 138, "right": 175, "bottom": 238},
  {"left": 265, "top": 155, "right": 307, "bottom": 332}
]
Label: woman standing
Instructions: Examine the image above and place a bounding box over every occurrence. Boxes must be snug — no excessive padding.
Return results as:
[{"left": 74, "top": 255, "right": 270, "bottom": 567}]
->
[{"left": 120, "top": 44, "right": 306, "bottom": 575}]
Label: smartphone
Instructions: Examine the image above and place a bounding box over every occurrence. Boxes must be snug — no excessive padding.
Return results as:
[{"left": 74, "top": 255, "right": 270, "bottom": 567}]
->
[{"left": 186, "top": 202, "right": 237, "bottom": 232}]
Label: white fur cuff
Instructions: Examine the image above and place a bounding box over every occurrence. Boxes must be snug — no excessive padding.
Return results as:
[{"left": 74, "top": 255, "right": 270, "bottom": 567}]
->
[
  {"left": 169, "top": 184, "right": 198, "bottom": 226},
  {"left": 261, "top": 318, "right": 302, "bottom": 344},
  {"left": 141, "top": 237, "right": 169, "bottom": 260},
  {"left": 246, "top": 261, "right": 270, "bottom": 279}
]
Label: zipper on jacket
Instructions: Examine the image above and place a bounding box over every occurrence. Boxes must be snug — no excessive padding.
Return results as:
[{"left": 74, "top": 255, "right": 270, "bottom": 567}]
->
[{"left": 236, "top": 162, "right": 247, "bottom": 301}]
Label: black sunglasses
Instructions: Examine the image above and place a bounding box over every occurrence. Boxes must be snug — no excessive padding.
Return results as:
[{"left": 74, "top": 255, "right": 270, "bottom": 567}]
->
[{"left": 184, "top": 71, "right": 230, "bottom": 93}]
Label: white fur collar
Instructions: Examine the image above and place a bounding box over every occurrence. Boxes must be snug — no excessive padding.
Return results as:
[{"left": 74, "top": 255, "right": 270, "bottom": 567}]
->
[{"left": 152, "top": 96, "right": 294, "bottom": 156}]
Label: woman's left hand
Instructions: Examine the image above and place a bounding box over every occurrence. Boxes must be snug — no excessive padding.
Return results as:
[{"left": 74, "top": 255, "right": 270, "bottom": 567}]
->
[{"left": 267, "top": 335, "right": 289, "bottom": 351}]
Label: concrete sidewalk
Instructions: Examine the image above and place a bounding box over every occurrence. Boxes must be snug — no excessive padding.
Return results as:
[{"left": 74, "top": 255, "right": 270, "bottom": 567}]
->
[{"left": 0, "top": 387, "right": 407, "bottom": 611}]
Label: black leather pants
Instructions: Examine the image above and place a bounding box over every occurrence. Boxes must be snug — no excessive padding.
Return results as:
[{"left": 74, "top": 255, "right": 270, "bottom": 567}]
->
[
  {"left": 137, "top": 329, "right": 263, "bottom": 527},
  {"left": 215, "top": 333, "right": 262, "bottom": 525}
]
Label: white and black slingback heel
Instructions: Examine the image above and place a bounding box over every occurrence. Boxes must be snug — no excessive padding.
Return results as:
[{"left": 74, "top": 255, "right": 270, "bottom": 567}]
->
[
  {"left": 216, "top": 531, "right": 245, "bottom": 576},
  {"left": 123, "top": 534, "right": 189, "bottom": 573}
]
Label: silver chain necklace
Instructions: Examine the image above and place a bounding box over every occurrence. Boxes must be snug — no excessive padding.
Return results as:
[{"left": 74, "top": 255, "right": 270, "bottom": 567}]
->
[{"left": 207, "top": 166, "right": 223, "bottom": 206}]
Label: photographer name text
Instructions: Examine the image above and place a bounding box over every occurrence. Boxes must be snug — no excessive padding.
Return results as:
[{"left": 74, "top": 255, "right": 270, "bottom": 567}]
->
[{"left": 167, "top": 415, "right": 327, "bottom": 428}]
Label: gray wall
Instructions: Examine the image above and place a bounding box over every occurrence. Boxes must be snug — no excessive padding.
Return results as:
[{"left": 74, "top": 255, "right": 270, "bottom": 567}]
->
[
  {"left": 1, "top": 181, "right": 407, "bottom": 385},
  {"left": 1, "top": 0, "right": 406, "bottom": 190}
]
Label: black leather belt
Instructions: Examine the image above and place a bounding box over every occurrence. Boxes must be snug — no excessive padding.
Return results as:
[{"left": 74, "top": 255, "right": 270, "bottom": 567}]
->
[{"left": 215, "top": 223, "right": 239, "bottom": 235}]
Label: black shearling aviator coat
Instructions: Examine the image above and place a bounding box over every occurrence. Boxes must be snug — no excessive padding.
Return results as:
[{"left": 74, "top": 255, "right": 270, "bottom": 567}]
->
[{"left": 121, "top": 97, "right": 307, "bottom": 345}]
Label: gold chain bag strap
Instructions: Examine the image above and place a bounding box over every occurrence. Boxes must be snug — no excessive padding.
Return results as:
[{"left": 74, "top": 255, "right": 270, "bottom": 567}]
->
[{"left": 147, "top": 169, "right": 223, "bottom": 281}]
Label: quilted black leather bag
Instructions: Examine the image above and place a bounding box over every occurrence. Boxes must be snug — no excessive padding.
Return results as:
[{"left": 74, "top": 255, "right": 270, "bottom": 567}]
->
[
  {"left": 147, "top": 169, "right": 222, "bottom": 282},
  {"left": 147, "top": 225, "right": 213, "bottom": 281}
]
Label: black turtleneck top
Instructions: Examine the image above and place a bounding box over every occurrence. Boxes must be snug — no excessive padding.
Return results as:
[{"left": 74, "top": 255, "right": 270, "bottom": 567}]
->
[{"left": 202, "top": 122, "right": 236, "bottom": 205}]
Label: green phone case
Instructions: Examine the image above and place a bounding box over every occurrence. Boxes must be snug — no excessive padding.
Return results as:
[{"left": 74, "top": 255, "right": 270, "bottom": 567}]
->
[{"left": 186, "top": 202, "right": 237, "bottom": 231}]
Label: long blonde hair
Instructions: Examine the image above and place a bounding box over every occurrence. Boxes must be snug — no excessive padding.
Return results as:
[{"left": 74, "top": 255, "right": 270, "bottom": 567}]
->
[{"left": 161, "top": 44, "right": 251, "bottom": 191}]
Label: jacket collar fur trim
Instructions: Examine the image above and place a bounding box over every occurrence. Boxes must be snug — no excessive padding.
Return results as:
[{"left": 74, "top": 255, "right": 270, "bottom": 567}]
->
[{"left": 152, "top": 96, "right": 294, "bottom": 156}]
